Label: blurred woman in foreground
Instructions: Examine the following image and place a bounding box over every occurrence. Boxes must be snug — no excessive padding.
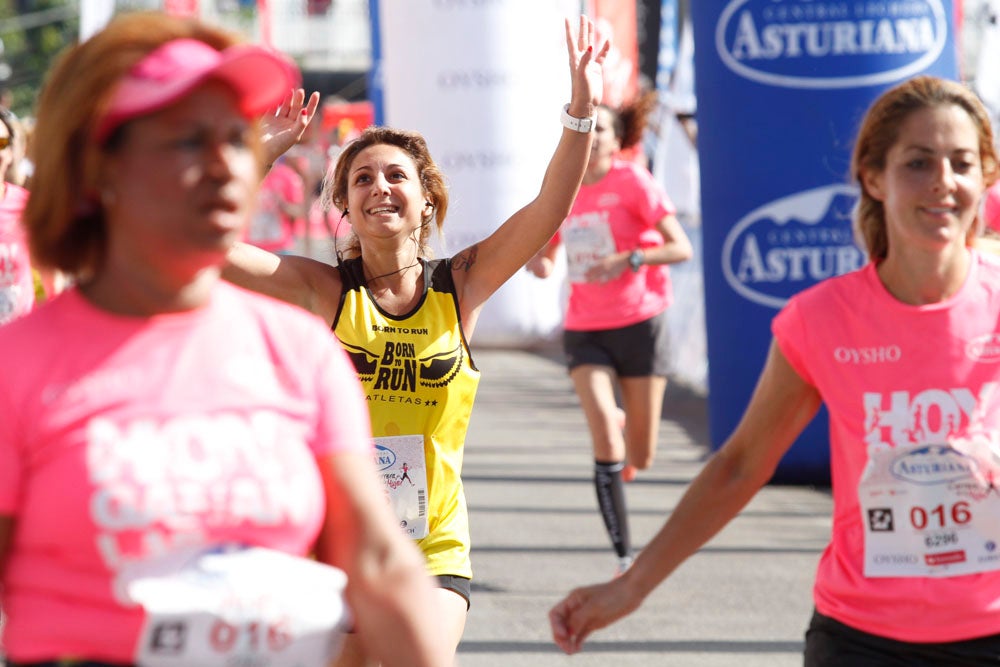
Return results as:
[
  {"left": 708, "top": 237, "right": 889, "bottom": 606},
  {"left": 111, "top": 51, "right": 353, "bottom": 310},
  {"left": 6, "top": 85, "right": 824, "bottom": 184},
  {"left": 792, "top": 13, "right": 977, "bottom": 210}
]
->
[{"left": 0, "top": 12, "right": 445, "bottom": 666}]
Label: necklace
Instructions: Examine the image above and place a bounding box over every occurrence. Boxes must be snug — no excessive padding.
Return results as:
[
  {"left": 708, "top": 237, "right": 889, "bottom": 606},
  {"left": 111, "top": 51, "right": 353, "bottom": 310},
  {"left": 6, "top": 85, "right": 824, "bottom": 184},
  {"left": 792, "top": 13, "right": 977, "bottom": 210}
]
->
[{"left": 364, "top": 260, "right": 421, "bottom": 286}]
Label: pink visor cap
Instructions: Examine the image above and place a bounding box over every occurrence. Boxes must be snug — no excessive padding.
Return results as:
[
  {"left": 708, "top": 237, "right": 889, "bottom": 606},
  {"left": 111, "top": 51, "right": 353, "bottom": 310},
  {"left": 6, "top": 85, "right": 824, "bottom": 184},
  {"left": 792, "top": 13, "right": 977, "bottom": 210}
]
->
[{"left": 94, "top": 38, "right": 300, "bottom": 144}]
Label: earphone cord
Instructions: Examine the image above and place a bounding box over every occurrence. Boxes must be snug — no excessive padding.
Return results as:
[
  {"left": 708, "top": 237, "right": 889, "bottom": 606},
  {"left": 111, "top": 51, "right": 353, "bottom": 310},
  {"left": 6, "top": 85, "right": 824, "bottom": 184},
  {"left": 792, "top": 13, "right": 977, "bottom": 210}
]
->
[{"left": 365, "top": 260, "right": 421, "bottom": 285}]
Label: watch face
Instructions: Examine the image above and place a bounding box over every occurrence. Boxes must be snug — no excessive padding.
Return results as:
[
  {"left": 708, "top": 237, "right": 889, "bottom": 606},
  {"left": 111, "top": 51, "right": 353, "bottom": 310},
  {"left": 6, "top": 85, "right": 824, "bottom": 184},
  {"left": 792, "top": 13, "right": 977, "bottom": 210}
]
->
[{"left": 629, "top": 251, "right": 642, "bottom": 271}]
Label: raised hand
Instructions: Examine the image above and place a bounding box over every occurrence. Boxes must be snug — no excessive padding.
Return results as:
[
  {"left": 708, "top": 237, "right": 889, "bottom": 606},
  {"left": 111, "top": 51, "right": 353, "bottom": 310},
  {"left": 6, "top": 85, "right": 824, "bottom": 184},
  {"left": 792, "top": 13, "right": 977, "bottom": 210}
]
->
[
  {"left": 259, "top": 88, "right": 321, "bottom": 168},
  {"left": 565, "top": 15, "right": 611, "bottom": 118}
]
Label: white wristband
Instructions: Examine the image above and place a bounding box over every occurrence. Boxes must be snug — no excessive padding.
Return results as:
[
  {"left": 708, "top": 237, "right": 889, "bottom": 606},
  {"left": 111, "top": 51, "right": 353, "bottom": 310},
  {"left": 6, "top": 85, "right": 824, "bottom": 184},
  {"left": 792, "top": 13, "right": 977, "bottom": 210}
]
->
[{"left": 560, "top": 104, "right": 595, "bottom": 133}]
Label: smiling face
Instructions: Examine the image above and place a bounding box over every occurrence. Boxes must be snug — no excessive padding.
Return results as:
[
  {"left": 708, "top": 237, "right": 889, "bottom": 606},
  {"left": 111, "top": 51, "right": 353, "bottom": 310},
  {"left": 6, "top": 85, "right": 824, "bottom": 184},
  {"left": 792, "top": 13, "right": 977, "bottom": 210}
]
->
[
  {"left": 345, "top": 143, "right": 428, "bottom": 244},
  {"left": 585, "top": 106, "right": 620, "bottom": 179},
  {"left": 100, "top": 81, "right": 258, "bottom": 276},
  {"left": 862, "top": 103, "right": 985, "bottom": 255}
]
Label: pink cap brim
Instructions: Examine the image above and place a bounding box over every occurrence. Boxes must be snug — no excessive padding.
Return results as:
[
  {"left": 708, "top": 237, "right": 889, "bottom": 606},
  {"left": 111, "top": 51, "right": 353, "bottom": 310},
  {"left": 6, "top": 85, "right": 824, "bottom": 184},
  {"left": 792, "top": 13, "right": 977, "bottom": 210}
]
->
[{"left": 95, "top": 38, "right": 300, "bottom": 143}]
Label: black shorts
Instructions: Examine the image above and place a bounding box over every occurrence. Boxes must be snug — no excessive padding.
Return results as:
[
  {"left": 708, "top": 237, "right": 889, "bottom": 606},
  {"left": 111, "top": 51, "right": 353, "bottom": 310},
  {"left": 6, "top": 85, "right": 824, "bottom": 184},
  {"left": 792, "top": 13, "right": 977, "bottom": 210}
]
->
[
  {"left": 437, "top": 574, "right": 471, "bottom": 610},
  {"left": 563, "top": 311, "right": 670, "bottom": 378},
  {"left": 804, "top": 610, "right": 1000, "bottom": 666}
]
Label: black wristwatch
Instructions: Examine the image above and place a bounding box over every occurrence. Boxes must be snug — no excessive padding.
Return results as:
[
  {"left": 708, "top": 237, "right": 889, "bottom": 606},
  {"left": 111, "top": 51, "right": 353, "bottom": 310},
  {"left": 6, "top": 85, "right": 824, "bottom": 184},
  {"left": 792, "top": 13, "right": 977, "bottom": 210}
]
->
[{"left": 628, "top": 249, "right": 644, "bottom": 273}]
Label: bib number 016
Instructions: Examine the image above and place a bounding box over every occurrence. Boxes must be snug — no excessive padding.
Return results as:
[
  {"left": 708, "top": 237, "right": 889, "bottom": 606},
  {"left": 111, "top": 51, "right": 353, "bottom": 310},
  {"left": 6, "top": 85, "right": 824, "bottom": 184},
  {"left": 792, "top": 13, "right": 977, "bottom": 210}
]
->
[
  {"left": 210, "top": 619, "right": 293, "bottom": 653},
  {"left": 909, "top": 501, "right": 972, "bottom": 530}
]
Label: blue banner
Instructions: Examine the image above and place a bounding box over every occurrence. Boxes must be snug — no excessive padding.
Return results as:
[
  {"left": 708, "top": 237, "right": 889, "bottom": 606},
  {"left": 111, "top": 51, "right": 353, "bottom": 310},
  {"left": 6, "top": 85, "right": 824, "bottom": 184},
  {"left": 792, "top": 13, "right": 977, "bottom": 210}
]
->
[
  {"left": 367, "top": 0, "right": 384, "bottom": 125},
  {"left": 691, "top": 0, "right": 959, "bottom": 483}
]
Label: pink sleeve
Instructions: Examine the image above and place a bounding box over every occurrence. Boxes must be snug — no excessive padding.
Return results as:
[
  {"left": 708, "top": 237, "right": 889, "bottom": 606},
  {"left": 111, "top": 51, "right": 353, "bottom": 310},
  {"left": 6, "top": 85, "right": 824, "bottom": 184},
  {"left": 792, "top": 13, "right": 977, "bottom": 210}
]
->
[
  {"left": 630, "top": 165, "right": 676, "bottom": 227},
  {"left": 771, "top": 298, "right": 817, "bottom": 387},
  {"left": 311, "top": 333, "right": 373, "bottom": 458},
  {"left": 985, "top": 182, "right": 1000, "bottom": 232}
]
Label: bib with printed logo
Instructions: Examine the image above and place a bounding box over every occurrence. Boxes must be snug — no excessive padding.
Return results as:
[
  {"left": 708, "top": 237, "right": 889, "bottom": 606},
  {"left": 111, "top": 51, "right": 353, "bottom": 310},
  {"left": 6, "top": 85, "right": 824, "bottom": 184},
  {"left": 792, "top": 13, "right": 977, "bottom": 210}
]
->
[
  {"left": 563, "top": 219, "right": 616, "bottom": 284},
  {"left": 860, "top": 439, "right": 1000, "bottom": 578},
  {"left": 374, "top": 434, "right": 429, "bottom": 539}
]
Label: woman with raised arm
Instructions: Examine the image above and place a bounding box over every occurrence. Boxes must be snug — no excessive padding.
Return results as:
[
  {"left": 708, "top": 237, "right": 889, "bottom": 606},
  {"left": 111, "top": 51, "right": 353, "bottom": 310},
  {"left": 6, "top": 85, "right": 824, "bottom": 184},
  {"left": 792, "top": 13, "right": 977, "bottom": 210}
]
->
[
  {"left": 225, "top": 16, "right": 609, "bottom": 666},
  {"left": 0, "top": 12, "right": 444, "bottom": 666},
  {"left": 550, "top": 75, "right": 1000, "bottom": 665}
]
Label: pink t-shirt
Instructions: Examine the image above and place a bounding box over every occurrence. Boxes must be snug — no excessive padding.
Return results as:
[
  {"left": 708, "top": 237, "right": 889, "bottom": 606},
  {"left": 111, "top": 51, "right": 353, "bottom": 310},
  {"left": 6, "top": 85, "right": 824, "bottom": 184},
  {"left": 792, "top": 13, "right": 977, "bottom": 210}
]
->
[
  {"left": 245, "top": 162, "right": 304, "bottom": 253},
  {"left": 0, "top": 183, "right": 34, "bottom": 324},
  {"left": 0, "top": 283, "right": 372, "bottom": 662},
  {"left": 555, "top": 159, "right": 676, "bottom": 331},
  {"left": 984, "top": 181, "right": 1000, "bottom": 233},
  {"left": 773, "top": 252, "right": 1000, "bottom": 643}
]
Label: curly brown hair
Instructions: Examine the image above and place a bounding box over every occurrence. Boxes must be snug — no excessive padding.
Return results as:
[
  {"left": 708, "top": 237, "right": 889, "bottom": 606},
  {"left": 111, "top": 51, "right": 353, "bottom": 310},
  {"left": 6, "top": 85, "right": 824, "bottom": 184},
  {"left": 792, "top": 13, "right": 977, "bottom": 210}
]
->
[
  {"left": 323, "top": 125, "right": 449, "bottom": 260},
  {"left": 601, "top": 89, "right": 659, "bottom": 151}
]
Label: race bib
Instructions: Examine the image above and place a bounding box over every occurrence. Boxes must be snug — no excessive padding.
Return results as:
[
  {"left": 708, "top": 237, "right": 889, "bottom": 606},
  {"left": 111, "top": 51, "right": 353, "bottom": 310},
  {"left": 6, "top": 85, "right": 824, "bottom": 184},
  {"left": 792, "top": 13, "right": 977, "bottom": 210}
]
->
[
  {"left": 374, "top": 435, "right": 429, "bottom": 540},
  {"left": 248, "top": 193, "right": 284, "bottom": 244},
  {"left": 120, "top": 545, "right": 351, "bottom": 666},
  {"left": 563, "top": 221, "right": 616, "bottom": 283},
  {"left": 859, "top": 440, "right": 1000, "bottom": 578}
]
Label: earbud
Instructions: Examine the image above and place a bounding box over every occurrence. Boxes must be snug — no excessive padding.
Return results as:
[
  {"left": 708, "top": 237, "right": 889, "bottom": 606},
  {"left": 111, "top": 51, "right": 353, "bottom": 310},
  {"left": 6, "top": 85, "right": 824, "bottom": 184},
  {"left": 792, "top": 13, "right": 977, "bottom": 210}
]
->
[{"left": 342, "top": 208, "right": 349, "bottom": 215}]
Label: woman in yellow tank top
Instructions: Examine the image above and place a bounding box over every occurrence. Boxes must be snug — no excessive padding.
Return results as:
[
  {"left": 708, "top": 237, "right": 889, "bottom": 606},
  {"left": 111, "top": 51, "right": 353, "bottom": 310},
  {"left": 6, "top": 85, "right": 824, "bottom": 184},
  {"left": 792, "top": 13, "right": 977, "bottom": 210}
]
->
[{"left": 225, "top": 16, "right": 610, "bottom": 666}]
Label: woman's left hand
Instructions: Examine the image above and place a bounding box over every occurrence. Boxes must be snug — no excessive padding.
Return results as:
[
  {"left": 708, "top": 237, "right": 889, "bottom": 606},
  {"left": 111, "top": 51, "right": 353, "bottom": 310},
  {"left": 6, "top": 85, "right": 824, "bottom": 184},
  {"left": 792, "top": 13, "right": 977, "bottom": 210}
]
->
[
  {"left": 584, "top": 253, "right": 628, "bottom": 284},
  {"left": 259, "top": 89, "right": 321, "bottom": 168},
  {"left": 565, "top": 15, "right": 611, "bottom": 117}
]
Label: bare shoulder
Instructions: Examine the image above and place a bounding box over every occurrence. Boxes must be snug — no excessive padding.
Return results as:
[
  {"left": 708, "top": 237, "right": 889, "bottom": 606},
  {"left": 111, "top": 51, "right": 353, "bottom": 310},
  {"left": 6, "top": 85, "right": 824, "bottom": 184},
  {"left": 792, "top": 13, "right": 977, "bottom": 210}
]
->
[
  {"left": 230, "top": 250, "right": 344, "bottom": 326},
  {"left": 296, "top": 256, "right": 344, "bottom": 326},
  {"left": 448, "top": 244, "right": 479, "bottom": 289},
  {"left": 451, "top": 245, "right": 480, "bottom": 274}
]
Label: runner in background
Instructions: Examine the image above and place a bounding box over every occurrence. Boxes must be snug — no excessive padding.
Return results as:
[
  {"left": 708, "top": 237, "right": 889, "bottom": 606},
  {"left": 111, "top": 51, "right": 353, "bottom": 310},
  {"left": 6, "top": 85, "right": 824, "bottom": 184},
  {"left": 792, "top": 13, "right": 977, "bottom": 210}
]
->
[
  {"left": 0, "top": 108, "right": 34, "bottom": 324},
  {"left": 245, "top": 155, "right": 304, "bottom": 254},
  {"left": 550, "top": 75, "right": 1000, "bottom": 665},
  {"left": 0, "top": 12, "right": 445, "bottom": 666},
  {"left": 983, "top": 180, "right": 1000, "bottom": 234},
  {"left": 527, "top": 92, "right": 692, "bottom": 576},
  {"left": 225, "top": 16, "right": 610, "bottom": 666}
]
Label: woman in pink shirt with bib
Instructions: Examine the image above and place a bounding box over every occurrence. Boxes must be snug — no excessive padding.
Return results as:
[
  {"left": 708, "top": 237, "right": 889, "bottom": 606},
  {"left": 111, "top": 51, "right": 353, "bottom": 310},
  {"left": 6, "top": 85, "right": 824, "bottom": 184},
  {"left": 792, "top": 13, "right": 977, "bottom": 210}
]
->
[
  {"left": 0, "top": 12, "right": 445, "bottom": 667},
  {"left": 550, "top": 76, "right": 1000, "bottom": 664},
  {"left": 528, "top": 93, "right": 693, "bottom": 576}
]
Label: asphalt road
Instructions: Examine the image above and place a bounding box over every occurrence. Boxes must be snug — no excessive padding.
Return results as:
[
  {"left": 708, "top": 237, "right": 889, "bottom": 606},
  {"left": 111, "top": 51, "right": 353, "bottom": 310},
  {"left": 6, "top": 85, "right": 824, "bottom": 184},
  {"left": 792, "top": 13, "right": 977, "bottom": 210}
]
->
[{"left": 457, "top": 347, "right": 832, "bottom": 667}]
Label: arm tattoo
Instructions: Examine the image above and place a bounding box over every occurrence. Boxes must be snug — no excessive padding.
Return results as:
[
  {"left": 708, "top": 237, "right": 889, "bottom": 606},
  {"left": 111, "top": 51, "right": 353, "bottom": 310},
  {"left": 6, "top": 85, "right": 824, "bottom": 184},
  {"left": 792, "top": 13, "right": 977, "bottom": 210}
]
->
[{"left": 453, "top": 245, "right": 479, "bottom": 272}]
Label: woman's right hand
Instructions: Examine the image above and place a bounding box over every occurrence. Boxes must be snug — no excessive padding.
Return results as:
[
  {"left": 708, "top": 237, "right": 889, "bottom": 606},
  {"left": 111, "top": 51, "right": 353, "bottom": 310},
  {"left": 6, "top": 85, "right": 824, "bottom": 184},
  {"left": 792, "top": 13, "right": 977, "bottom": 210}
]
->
[
  {"left": 525, "top": 255, "right": 552, "bottom": 279},
  {"left": 550, "top": 576, "right": 643, "bottom": 655},
  {"left": 565, "top": 15, "right": 610, "bottom": 119}
]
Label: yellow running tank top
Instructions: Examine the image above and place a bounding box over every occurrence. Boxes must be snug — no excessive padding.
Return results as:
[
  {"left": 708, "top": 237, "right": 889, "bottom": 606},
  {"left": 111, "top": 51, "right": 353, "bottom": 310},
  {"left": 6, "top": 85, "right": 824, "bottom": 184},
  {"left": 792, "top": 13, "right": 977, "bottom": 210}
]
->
[{"left": 334, "top": 257, "right": 480, "bottom": 578}]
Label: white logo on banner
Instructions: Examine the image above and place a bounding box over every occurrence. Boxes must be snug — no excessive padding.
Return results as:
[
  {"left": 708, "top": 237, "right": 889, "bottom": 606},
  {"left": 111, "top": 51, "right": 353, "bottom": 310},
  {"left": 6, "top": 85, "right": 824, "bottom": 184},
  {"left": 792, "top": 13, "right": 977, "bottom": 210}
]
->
[
  {"left": 722, "top": 184, "right": 864, "bottom": 309},
  {"left": 716, "top": 0, "right": 948, "bottom": 88}
]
